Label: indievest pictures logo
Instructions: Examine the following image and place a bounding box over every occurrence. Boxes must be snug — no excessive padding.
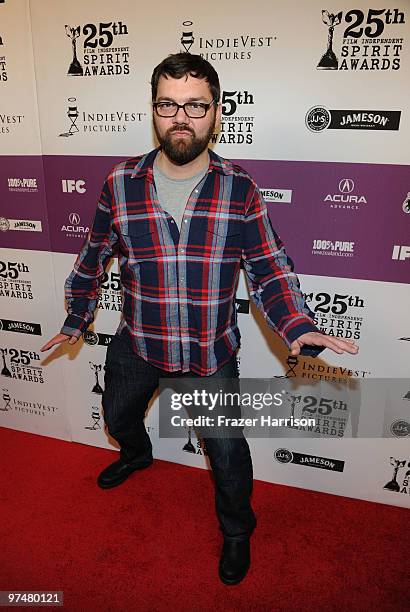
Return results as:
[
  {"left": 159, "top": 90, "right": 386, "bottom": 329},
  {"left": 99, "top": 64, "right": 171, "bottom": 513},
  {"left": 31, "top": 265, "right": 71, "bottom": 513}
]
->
[
  {"left": 59, "top": 97, "right": 145, "bottom": 137},
  {"left": 179, "top": 19, "right": 275, "bottom": 62}
]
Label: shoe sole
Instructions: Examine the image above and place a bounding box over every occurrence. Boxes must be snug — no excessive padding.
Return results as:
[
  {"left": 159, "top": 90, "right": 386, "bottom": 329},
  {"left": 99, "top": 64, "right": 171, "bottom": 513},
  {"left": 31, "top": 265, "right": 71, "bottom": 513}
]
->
[
  {"left": 218, "top": 564, "right": 250, "bottom": 585},
  {"left": 97, "top": 461, "right": 153, "bottom": 489}
]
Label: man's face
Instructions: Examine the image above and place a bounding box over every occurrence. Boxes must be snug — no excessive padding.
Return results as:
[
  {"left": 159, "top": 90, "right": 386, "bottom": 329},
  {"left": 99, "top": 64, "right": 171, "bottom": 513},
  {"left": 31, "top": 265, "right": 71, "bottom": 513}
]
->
[{"left": 153, "top": 74, "right": 221, "bottom": 165}]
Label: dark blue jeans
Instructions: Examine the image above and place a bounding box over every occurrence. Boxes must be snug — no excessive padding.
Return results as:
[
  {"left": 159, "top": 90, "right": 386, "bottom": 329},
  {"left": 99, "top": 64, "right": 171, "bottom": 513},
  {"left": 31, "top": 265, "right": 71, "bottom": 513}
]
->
[{"left": 102, "top": 333, "right": 257, "bottom": 541}]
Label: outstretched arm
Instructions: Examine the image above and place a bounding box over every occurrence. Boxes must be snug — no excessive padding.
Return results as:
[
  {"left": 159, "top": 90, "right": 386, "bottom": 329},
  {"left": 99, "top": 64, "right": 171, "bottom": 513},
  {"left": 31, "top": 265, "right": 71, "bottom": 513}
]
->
[{"left": 242, "top": 184, "right": 358, "bottom": 357}]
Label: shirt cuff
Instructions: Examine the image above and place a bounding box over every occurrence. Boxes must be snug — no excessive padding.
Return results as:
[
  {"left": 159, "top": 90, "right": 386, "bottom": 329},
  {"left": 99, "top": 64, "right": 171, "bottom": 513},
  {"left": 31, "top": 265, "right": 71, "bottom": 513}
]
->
[
  {"left": 282, "top": 317, "right": 326, "bottom": 358},
  {"left": 60, "top": 314, "right": 89, "bottom": 338}
]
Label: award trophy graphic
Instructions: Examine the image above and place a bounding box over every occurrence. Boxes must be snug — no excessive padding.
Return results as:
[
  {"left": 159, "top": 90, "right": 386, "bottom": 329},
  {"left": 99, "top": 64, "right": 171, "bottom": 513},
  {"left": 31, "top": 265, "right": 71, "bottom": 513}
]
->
[
  {"left": 383, "top": 457, "right": 406, "bottom": 492},
  {"left": 182, "top": 427, "right": 196, "bottom": 453},
  {"left": 59, "top": 97, "right": 80, "bottom": 137},
  {"left": 89, "top": 362, "right": 104, "bottom": 395},
  {"left": 65, "top": 25, "right": 83, "bottom": 76},
  {"left": 402, "top": 192, "right": 410, "bottom": 214},
  {"left": 1, "top": 348, "right": 12, "bottom": 378},
  {"left": 317, "top": 10, "right": 342, "bottom": 70}
]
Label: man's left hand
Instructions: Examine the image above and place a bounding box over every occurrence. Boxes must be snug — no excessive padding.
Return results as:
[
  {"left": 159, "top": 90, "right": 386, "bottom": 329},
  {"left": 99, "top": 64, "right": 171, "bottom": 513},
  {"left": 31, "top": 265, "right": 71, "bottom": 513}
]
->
[{"left": 290, "top": 332, "right": 359, "bottom": 356}]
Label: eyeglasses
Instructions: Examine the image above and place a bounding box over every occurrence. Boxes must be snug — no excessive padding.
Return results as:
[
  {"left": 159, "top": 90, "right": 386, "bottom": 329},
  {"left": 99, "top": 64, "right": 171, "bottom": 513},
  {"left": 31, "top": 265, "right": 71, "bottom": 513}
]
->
[{"left": 153, "top": 100, "right": 215, "bottom": 118}]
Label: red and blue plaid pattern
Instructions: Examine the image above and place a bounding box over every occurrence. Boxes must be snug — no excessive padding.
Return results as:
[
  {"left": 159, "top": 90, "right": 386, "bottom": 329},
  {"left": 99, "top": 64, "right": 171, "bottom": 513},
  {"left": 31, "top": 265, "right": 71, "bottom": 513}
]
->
[{"left": 61, "top": 148, "right": 320, "bottom": 374}]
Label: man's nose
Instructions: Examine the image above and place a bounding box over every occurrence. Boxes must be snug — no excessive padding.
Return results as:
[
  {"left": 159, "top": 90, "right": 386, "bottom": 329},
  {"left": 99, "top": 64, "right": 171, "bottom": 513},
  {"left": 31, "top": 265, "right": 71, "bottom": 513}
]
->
[{"left": 173, "top": 106, "right": 189, "bottom": 123}]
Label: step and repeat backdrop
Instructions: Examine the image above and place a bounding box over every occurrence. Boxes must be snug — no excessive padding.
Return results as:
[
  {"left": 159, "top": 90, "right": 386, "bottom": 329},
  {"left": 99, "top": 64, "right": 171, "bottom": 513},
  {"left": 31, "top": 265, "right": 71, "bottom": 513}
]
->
[{"left": 1, "top": 0, "right": 409, "bottom": 508}]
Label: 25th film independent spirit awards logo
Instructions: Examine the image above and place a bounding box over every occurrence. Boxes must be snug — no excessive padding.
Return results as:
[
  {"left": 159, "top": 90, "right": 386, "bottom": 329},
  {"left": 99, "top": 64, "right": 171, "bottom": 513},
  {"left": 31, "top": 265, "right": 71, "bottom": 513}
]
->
[
  {"left": 303, "top": 289, "right": 366, "bottom": 344},
  {"left": 1, "top": 346, "right": 44, "bottom": 384},
  {"left": 0, "top": 259, "right": 34, "bottom": 301},
  {"left": 58, "top": 97, "right": 145, "bottom": 137},
  {"left": 64, "top": 20, "right": 130, "bottom": 77},
  {"left": 316, "top": 7, "right": 406, "bottom": 71}
]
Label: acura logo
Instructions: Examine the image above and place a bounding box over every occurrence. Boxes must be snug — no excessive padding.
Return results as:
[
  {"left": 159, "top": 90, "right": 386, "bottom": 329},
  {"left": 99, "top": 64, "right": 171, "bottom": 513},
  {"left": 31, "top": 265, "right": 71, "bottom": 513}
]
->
[
  {"left": 339, "top": 179, "right": 354, "bottom": 193},
  {"left": 69, "top": 212, "right": 80, "bottom": 224}
]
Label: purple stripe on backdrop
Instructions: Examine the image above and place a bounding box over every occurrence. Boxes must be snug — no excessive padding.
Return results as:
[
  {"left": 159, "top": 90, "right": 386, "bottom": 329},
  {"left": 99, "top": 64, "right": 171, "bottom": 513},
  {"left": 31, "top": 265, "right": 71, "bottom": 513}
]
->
[
  {"left": 235, "top": 158, "right": 410, "bottom": 285},
  {"left": 1, "top": 155, "right": 409, "bottom": 284},
  {"left": 42, "top": 155, "right": 124, "bottom": 255}
]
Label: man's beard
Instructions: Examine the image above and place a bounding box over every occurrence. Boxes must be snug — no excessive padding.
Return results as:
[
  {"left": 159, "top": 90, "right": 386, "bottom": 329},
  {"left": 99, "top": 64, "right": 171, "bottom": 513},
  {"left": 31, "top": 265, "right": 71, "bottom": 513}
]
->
[{"left": 153, "top": 116, "right": 216, "bottom": 166}]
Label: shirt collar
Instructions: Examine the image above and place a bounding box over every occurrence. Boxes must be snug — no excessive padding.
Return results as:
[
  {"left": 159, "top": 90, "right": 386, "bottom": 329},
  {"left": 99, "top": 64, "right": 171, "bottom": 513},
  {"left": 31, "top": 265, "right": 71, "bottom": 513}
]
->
[{"left": 130, "top": 147, "right": 234, "bottom": 181}]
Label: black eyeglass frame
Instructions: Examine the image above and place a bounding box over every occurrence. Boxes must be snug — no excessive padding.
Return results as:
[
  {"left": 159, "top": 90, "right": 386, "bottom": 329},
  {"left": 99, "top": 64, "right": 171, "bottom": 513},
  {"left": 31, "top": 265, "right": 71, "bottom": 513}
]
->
[{"left": 153, "top": 99, "right": 216, "bottom": 118}]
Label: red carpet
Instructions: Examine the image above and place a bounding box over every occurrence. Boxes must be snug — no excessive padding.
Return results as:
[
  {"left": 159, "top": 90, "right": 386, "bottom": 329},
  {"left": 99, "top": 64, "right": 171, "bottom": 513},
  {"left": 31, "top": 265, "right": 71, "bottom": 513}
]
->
[{"left": 0, "top": 427, "right": 408, "bottom": 611}]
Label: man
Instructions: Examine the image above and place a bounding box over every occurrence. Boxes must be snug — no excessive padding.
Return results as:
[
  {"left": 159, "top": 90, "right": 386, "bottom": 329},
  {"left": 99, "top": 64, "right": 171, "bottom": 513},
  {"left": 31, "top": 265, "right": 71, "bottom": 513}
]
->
[{"left": 41, "top": 53, "right": 358, "bottom": 585}]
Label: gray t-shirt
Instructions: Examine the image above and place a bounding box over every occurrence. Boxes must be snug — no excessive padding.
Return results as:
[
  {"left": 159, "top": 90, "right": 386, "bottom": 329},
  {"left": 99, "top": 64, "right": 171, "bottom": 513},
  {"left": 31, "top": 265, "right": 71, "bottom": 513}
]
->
[{"left": 153, "top": 155, "right": 209, "bottom": 231}]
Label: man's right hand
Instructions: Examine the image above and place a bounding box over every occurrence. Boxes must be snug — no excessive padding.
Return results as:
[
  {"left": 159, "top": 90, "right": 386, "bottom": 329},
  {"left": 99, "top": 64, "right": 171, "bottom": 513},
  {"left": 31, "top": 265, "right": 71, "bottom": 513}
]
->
[{"left": 40, "top": 333, "right": 79, "bottom": 352}]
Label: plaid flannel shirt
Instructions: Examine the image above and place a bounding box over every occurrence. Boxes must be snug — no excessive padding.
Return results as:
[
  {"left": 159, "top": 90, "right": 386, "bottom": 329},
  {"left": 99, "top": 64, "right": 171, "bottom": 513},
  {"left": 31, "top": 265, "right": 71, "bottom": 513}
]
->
[{"left": 61, "top": 148, "right": 321, "bottom": 374}]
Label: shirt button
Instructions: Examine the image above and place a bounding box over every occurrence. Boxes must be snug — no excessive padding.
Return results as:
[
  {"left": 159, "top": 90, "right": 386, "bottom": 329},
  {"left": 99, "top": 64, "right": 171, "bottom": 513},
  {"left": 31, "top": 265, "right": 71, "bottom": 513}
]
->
[
  {"left": 184, "top": 219, "right": 188, "bottom": 223},
  {"left": 180, "top": 248, "right": 185, "bottom": 254},
  {"left": 170, "top": 219, "right": 175, "bottom": 223},
  {"left": 194, "top": 189, "right": 199, "bottom": 193}
]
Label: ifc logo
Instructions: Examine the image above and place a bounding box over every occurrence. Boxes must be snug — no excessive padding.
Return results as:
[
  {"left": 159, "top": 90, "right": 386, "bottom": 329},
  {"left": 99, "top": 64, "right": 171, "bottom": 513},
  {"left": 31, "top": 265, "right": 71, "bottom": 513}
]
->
[{"left": 306, "top": 106, "right": 331, "bottom": 132}]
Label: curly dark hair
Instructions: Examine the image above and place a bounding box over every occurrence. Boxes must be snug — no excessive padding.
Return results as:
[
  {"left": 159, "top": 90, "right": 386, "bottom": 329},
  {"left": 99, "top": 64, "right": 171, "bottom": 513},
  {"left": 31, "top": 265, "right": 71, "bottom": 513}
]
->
[{"left": 151, "top": 53, "right": 220, "bottom": 102}]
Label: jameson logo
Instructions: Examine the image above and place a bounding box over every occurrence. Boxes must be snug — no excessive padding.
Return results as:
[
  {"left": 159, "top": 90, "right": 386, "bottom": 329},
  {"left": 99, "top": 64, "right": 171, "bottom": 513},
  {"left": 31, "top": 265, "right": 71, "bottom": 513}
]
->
[
  {"left": 0, "top": 318, "right": 41, "bottom": 336},
  {"left": 383, "top": 457, "right": 410, "bottom": 495},
  {"left": 14, "top": 221, "right": 36, "bottom": 230},
  {"left": 64, "top": 21, "right": 130, "bottom": 77},
  {"left": 306, "top": 107, "right": 401, "bottom": 131},
  {"left": 180, "top": 19, "right": 275, "bottom": 61},
  {"left": 274, "top": 448, "right": 345, "bottom": 472},
  {"left": 304, "top": 291, "right": 365, "bottom": 341},
  {"left": 317, "top": 8, "right": 405, "bottom": 71},
  {"left": 0, "top": 260, "right": 33, "bottom": 300},
  {"left": 0, "top": 218, "right": 42, "bottom": 232},
  {"left": 59, "top": 97, "right": 145, "bottom": 137},
  {"left": 83, "top": 330, "right": 113, "bottom": 346},
  {"left": 211, "top": 90, "right": 255, "bottom": 145}
]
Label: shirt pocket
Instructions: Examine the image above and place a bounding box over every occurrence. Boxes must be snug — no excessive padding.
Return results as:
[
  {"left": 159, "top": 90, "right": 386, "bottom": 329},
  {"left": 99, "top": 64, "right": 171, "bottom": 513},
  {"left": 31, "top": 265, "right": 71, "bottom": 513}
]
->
[
  {"left": 121, "top": 221, "right": 157, "bottom": 262},
  {"left": 206, "top": 220, "right": 242, "bottom": 260}
]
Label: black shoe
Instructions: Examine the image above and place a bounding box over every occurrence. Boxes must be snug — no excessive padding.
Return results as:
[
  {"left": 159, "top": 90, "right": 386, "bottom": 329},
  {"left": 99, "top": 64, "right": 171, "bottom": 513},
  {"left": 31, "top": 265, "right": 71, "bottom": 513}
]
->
[
  {"left": 218, "top": 538, "right": 250, "bottom": 585},
  {"left": 97, "top": 457, "right": 153, "bottom": 489}
]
